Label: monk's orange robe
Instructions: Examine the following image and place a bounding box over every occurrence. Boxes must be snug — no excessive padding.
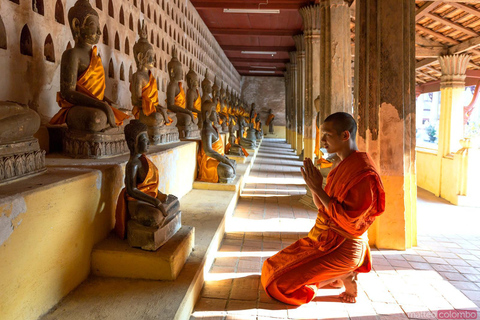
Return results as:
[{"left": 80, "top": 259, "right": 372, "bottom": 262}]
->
[
  {"left": 133, "top": 72, "right": 173, "bottom": 125},
  {"left": 266, "top": 114, "right": 275, "bottom": 126},
  {"left": 192, "top": 89, "right": 201, "bottom": 119},
  {"left": 50, "top": 46, "right": 129, "bottom": 125},
  {"left": 314, "top": 124, "right": 320, "bottom": 158},
  {"left": 196, "top": 128, "right": 225, "bottom": 183},
  {"left": 261, "top": 151, "right": 385, "bottom": 306},
  {"left": 114, "top": 155, "right": 159, "bottom": 239}
]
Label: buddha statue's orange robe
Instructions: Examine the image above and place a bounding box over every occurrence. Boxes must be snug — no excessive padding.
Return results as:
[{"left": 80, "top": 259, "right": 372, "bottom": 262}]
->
[
  {"left": 261, "top": 151, "right": 385, "bottom": 306},
  {"left": 50, "top": 46, "right": 129, "bottom": 125},
  {"left": 196, "top": 129, "right": 225, "bottom": 183},
  {"left": 114, "top": 155, "right": 160, "bottom": 239},
  {"left": 192, "top": 89, "right": 201, "bottom": 119},
  {"left": 215, "top": 101, "right": 223, "bottom": 125},
  {"left": 173, "top": 82, "right": 186, "bottom": 109},
  {"left": 226, "top": 120, "right": 249, "bottom": 156},
  {"left": 266, "top": 114, "right": 275, "bottom": 126},
  {"left": 133, "top": 72, "right": 173, "bottom": 125}
]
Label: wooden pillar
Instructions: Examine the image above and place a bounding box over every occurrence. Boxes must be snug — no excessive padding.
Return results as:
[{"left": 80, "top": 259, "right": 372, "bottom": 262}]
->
[
  {"left": 289, "top": 52, "right": 298, "bottom": 150},
  {"left": 284, "top": 64, "right": 292, "bottom": 144},
  {"left": 300, "top": 5, "right": 321, "bottom": 161},
  {"left": 354, "top": 0, "right": 416, "bottom": 250},
  {"left": 294, "top": 34, "right": 306, "bottom": 156}
]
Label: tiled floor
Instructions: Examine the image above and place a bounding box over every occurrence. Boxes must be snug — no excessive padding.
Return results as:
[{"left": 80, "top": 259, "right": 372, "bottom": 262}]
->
[{"left": 191, "top": 139, "right": 480, "bottom": 320}]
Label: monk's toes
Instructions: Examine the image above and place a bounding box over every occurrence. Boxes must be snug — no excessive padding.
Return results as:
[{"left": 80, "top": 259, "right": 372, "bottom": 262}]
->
[{"left": 339, "top": 292, "right": 356, "bottom": 303}]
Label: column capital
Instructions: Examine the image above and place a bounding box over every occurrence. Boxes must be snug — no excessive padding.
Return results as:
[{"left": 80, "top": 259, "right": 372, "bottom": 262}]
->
[
  {"left": 289, "top": 51, "right": 298, "bottom": 65},
  {"left": 300, "top": 5, "right": 321, "bottom": 33},
  {"left": 319, "top": 0, "right": 351, "bottom": 8},
  {"left": 439, "top": 54, "right": 470, "bottom": 88},
  {"left": 293, "top": 34, "right": 305, "bottom": 52}
]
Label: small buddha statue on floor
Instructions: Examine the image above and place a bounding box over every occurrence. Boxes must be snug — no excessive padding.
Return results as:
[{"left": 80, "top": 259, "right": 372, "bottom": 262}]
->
[
  {"left": 49, "top": 0, "right": 130, "bottom": 158},
  {"left": 115, "top": 120, "right": 181, "bottom": 251},
  {"left": 166, "top": 47, "right": 200, "bottom": 139},
  {"left": 185, "top": 61, "right": 203, "bottom": 130},
  {"left": 266, "top": 108, "right": 276, "bottom": 134},
  {"left": 0, "top": 101, "right": 46, "bottom": 183},
  {"left": 197, "top": 79, "right": 236, "bottom": 184},
  {"left": 130, "top": 22, "right": 178, "bottom": 145}
]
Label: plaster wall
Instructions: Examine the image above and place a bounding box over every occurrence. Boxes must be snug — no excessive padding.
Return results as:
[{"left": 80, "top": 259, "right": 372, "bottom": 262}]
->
[
  {"left": 0, "top": 141, "right": 196, "bottom": 320},
  {"left": 0, "top": 0, "right": 241, "bottom": 125},
  {"left": 416, "top": 150, "right": 441, "bottom": 196},
  {"left": 240, "top": 76, "right": 286, "bottom": 127}
]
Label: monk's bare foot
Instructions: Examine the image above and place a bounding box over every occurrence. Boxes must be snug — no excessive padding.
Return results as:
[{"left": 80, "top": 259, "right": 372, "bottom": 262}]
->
[{"left": 339, "top": 272, "right": 357, "bottom": 303}]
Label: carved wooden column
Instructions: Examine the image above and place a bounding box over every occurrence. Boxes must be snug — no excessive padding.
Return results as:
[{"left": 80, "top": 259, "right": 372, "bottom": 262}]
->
[
  {"left": 319, "top": 0, "right": 352, "bottom": 119},
  {"left": 289, "top": 51, "right": 298, "bottom": 151},
  {"left": 300, "top": 5, "right": 321, "bottom": 161},
  {"left": 284, "top": 64, "right": 292, "bottom": 144},
  {"left": 354, "top": 0, "right": 416, "bottom": 250},
  {"left": 293, "top": 34, "right": 306, "bottom": 156},
  {"left": 438, "top": 54, "right": 470, "bottom": 157}
]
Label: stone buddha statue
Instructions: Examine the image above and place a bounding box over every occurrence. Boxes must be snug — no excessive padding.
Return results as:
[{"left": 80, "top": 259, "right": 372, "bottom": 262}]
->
[
  {"left": 185, "top": 61, "right": 203, "bottom": 130},
  {"left": 266, "top": 108, "right": 276, "bottom": 134},
  {"left": 166, "top": 47, "right": 200, "bottom": 139},
  {"left": 210, "top": 76, "right": 223, "bottom": 133},
  {"left": 244, "top": 103, "right": 258, "bottom": 145},
  {"left": 0, "top": 102, "right": 46, "bottom": 183},
  {"left": 255, "top": 112, "right": 264, "bottom": 140},
  {"left": 237, "top": 112, "right": 256, "bottom": 150},
  {"left": 115, "top": 120, "right": 181, "bottom": 251},
  {"left": 197, "top": 77, "right": 236, "bottom": 184},
  {"left": 225, "top": 115, "right": 248, "bottom": 157},
  {"left": 217, "top": 84, "right": 228, "bottom": 132},
  {"left": 49, "top": 0, "right": 130, "bottom": 158},
  {"left": 130, "top": 22, "right": 179, "bottom": 145}
]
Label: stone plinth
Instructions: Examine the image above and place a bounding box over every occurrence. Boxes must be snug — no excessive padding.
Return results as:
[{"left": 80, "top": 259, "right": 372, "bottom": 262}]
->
[
  {"left": 63, "top": 129, "right": 128, "bottom": 159},
  {"left": 92, "top": 226, "right": 194, "bottom": 280},
  {"left": 177, "top": 124, "right": 201, "bottom": 139},
  {"left": 228, "top": 155, "right": 247, "bottom": 164},
  {"left": 193, "top": 175, "right": 241, "bottom": 192},
  {"left": 0, "top": 138, "right": 46, "bottom": 184},
  {"left": 127, "top": 210, "right": 182, "bottom": 251},
  {"left": 148, "top": 124, "right": 180, "bottom": 145}
]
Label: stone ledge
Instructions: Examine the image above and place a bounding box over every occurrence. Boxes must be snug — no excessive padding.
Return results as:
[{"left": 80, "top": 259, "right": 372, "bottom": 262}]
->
[{"left": 91, "top": 226, "right": 194, "bottom": 281}]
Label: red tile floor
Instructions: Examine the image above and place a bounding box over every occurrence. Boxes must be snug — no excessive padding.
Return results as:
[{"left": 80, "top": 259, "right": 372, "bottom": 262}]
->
[{"left": 191, "top": 139, "right": 480, "bottom": 320}]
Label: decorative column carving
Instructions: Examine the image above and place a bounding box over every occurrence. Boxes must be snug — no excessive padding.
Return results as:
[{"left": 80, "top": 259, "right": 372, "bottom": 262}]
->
[
  {"left": 300, "top": 5, "right": 321, "bottom": 161},
  {"left": 293, "top": 34, "right": 306, "bottom": 156},
  {"left": 354, "top": 0, "right": 416, "bottom": 250},
  {"left": 289, "top": 51, "right": 298, "bottom": 151},
  {"left": 438, "top": 54, "right": 470, "bottom": 157},
  {"left": 319, "top": 0, "right": 352, "bottom": 119}
]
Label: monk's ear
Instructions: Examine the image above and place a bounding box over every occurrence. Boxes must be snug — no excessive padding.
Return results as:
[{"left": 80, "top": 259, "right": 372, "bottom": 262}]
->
[{"left": 342, "top": 130, "right": 351, "bottom": 141}]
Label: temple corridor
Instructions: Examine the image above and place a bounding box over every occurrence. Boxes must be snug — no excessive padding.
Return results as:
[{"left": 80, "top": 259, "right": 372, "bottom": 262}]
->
[{"left": 191, "top": 139, "right": 480, "bottom": 320}]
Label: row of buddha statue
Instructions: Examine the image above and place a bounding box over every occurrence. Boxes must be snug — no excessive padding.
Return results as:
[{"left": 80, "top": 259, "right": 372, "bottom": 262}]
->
[{"left": 0, "top": 0, "right": 268, "bottom": 252}]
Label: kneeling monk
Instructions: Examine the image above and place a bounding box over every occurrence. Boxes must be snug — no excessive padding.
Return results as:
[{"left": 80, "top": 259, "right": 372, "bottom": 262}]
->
[{"left": 261, "top": 112, "right": 385, "bottom": 305}]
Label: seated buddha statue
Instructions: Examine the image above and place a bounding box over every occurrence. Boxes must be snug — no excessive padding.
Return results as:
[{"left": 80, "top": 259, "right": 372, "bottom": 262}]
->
[
  {"left": 217, "top": 84, "right": 228, "bottom": 131},
  {"left": 49, "top": 0, "right": 129, "bottom": 133},
  {"left": 266, "top": 108, "right": 276, "bottom": 134},
  {"left": 185, "top": 61, "right": 203, "bottom": 130},
  {"left": 245, "top": 103, "right": 258, "bottom": 144},
  {"left": 237, "top": 114, "right": 256, "bottom": 149},
  {"left": 130, "top": 22, "right": 178, "bottom": 144},
  {"left": 197, "top": 76, "right": 236, "bottom": 184},
  {"left": 115, "top": 120, "right": 181, "bottom": 251},
  {"left": 166, "top": 47, "right": 199, "bottom": 139},
  {"left": 225, "top": 117, "right": 248, "bottom": 157},
  {"left": 211, "top": 76, "right": 223, "bottom": 133},
  {"left": 255, "top": 113, "right": 263, "bottom": 140}
]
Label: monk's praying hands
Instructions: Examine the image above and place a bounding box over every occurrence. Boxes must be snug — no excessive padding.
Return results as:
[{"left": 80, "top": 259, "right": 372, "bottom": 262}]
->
[{"left": 300, "top": 158, "right": 323, "bottom": 194}]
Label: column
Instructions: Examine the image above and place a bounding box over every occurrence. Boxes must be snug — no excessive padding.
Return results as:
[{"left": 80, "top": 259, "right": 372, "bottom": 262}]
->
[
  {"left": 438, "top": 54, "right": 469, "bottom": 157},
  {"left": 319, "top": 0, "right": 352, "bottom": 119},
  {"left": 284, "top": 64, "right": 292, "bottom": 144},
  {"left": 354, "top": 0, "right": 416, "bottom": 250},
  {"left": 289, "top": 51, "right": 298, "bottom": 151},
  {"left": 300, "top": 5, "right": 321, "bottom": 161},
  {"left": 293, "top": 34, "right": 306, "bottom": 156}
]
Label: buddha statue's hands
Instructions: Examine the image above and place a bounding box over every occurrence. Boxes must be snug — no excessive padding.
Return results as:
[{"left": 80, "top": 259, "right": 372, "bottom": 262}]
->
[
  {"left": 224, "top": 157, "right": 236, "bottom": 174},
  {"left": 189, "top": 110, "right": 195, "bottom": 122},
  {"left": 154, "top": 198, "right": 168, "bottom": 217},
  {"left": 101, "top": 101, "right": 117, "bottom": 128}
]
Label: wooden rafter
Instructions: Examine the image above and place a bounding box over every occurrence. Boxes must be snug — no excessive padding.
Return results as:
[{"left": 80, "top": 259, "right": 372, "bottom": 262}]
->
[
  {"left": 417, "top": 70, "right": 438, "bottom": 80},
  {"left": 416, "top": 1, "right": 440, "bottom": 22},
  {"left": 448, "top": 3, "right": 480, "bottom": 17},
  {"left": 416, "top": 24, "right": 460, "bottom": 45},
  {"left": 424, "top": 12, "right": 479, "bottom": 37}
]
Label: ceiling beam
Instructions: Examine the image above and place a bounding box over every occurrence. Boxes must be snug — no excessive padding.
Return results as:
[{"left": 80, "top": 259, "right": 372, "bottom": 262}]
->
[
  {"left": 191, "top": 1, "right": 309, "bottom": 10},
  {"left": 415, "top": 1, "right": 440, "bottom": 22},
  {"left": 236, "top": 67, "right": 287, "bottom": 72},
  {"left": 417, "top": 70, "right": 438, "bottom": 80},
  {"left": 415, "top": 24, "right": 460, "bottom": 45},
  {"left": 229, "top": 57, "right": 290, "bottom": 64},
  {"left": 416, "top": 34, "right": 447, "bottom": 47},
  {"left": 416, "top": 46, "right": 445, "bottom": 58},
  {"left": 424, "top": 12, "right": 479, "bottom": 38},
  {"left": 448, "top": 3, "right": 480, "bottom": 18},
  {"left": 416, "top": 58, "right": 438, "bottom": 70},
  {"left": 210, "top": 28, "right": 297, "bottom": 37},
  {"left": 222, "top": 45, "right": 296, "bottom": 52},
  {"left": 447, "top": 36, "right": 480, "bottom": 55}
]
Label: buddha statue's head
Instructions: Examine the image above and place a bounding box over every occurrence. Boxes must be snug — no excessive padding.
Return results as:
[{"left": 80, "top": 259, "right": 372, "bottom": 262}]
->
[
  {"left": 251, "top": 103, "right": 256, "bottom": 112},
  {"left": 186, "top": 60, "right": 199, "bottom": 90},
  {"left": 220, "top": 83, "right": 225, "bottom": 100},
  {"left": 125, "top": 120, "right": 149, "bottom": 155},
  {"left": 212, "top": 76, "right": 219, "bottom": 99},
  {"left": 201, "top": 69, "right": 212, "bottom": 97},
  {"left": 68, "top": 0, "right": 101, "bottom": 45},
  {"left": 168, "top": 47, "right": 183, "bottom": 82},
  {"left": 202, "top": 96, "right": 217, "bottom": 123},
  {"left": 133, "top": 21, "right": 155, "bottom": 70}
]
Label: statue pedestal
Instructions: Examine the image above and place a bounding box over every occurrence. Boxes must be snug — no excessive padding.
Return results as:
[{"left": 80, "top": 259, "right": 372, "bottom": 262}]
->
[
  {"left": 178, "top": 124, "right": 200, "bottom": 139},
  {"left": 148, "top": 124, "right": 180, "bottom": 145},
  {"left": 127, "top": 210, "right": 182, "bottom": 251},
  {"left": 63, "top": 129, "right": 128, "bottom": 159},
  {"left": 227, "top": 154, "right": 247, "bottom": 164},
  {"left": 0, "top": 138, "right": 46, "bottom": 184},
  {"left": 92, "top": 225, "right": 194, "bottom": 280}
]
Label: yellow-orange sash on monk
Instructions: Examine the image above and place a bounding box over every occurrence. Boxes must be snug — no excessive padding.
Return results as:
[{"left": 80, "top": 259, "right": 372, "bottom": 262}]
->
[
  {"left": 50, "top": 46, "right": 129, "bottom": 126},
  {"left": 261, "top": 151, "right": 385, "bottom": 299},
  {"left": 114, "top": 155, "right": 160, "bottom": 239},
  {"left": 192, "top": 89, "right": 201, "bottom": 119},
  {"left": 266, "top": 114, "right": 275, "bottom": 126},
  {"left": 196, "top": 129, "right": 225, "bottom": 183}
]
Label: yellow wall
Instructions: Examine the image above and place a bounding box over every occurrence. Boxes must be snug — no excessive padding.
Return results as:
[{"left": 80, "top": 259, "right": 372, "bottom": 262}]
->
[
  {"left": 0, "top": 142, "right": 197, "bottom": 320},
  {"left": 416, "top": 149, "right": 441, "bottom": 196},
  {"left": 262, "top": 125, "right": 286, "bottom": 139}
]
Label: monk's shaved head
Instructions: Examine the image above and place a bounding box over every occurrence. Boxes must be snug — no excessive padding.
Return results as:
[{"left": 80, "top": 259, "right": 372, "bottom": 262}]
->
[{"left": 324, "top": 112, "right": 357, "bottom": 139}]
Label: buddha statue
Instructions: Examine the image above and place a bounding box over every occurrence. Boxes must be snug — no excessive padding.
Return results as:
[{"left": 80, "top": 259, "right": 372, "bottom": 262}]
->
[
  {"left": 166, "top": 47, "right": 200, "bottom": 139},
  {"left": 115, "top": 120, "right": 181, "bottom": 251},
  {"left": 49, "top": 0, "right": 130, "bottom": 158},
  {"left": 225, "top": 116, "right": 248, "bottom": 157},
  {"left": 244, "top": 103, "right": 258, "bottom": 146},
  {"left": 237, "top": 113, "right": 256, "bottom": 149},
  {"left": 266, "top": 108, "right": 276, "bottom": 134},
  {"left": 217, "top": 84, "right": 228, "bottom": 132},
  {"left": 197, "top": 80, "right": 236, "bottom": 184},
  {"left": 185, "top": 61, "right": 203, "bottom": 130},
  {"left": 0, "top": 102, "right": 46, "bottom": 183},
  {"left": 130, "top": 22, "right": 179, "bottom": 145},
  {"left": 211, "top": 76, "right": 223, "bottom": 133},
  {"left": 255, "top": 113, "right": 263, "bottom": 140}
]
